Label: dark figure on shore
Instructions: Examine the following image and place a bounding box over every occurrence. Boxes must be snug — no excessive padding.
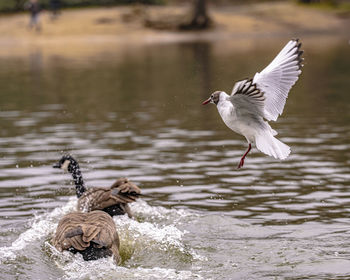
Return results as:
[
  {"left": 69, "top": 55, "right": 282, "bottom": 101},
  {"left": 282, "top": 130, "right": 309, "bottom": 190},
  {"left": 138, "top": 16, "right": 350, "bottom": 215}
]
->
[
  {"left": 25, "top": 0, "right": 41, "bottom": 31},
  {"left": 50, "top": 0, "right": 61, "bottom": 20}
]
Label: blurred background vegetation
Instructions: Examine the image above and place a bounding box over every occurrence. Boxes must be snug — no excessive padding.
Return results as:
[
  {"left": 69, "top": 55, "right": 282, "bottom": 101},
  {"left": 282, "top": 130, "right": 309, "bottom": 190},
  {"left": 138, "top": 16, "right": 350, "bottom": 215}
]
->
[
  {"left": 0, "top": 0, "right": 349, "bottom": 13},
  {"left": 0, "top": 0, "right": 162, "bottom": 13}
]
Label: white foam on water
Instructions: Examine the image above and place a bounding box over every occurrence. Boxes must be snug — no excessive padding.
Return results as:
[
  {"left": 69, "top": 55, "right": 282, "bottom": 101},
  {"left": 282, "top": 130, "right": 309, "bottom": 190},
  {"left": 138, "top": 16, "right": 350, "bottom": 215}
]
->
[
  {"left": 47, "top": 243, "right": 204, "bottom": 280},
  {"left": 116, "top": 200, "right": 205, "bottom": 261},
  {"left": 57, "top": 256, "right": 204, "bottom": 280},
  {"left": 42, "top": 200, "right": 206, "bottom": 279},
  {"left": 115, "top": 215, "right": 185, "bottom": 250},
  {"left": 131, "top": 199, "right": 196, "bottom": 222},
  {"left": 1, "top": 198, "right": 206, "bottom": 279},
  {"left": 0, "top": 198, "right": 77, "bottom": 262}
]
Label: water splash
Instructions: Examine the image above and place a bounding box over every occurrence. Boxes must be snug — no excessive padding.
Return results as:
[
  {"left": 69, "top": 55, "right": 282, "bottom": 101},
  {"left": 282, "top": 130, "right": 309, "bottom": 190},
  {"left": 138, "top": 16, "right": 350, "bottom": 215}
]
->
[
  {"left": 0, "top": 198, "right": 77, "bottom": 262},
  {"left": 59, "top": 257, "right": 204, "bottom": 280},
  {"left": 1, "top": 198, "right": 205, "bottom": 279},
  {"left": 132, "top": 200, "right": 196, "bottom": 224},
  {"left": 119, "top": 200, "right": 205, "bottom": 261}
]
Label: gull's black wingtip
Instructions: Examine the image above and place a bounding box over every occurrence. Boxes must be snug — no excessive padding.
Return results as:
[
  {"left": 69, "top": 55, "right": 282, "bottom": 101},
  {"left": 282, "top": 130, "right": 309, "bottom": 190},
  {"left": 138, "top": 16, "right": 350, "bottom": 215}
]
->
[{"left": 291, "top": 38, "right": 304, "bottom": 69}]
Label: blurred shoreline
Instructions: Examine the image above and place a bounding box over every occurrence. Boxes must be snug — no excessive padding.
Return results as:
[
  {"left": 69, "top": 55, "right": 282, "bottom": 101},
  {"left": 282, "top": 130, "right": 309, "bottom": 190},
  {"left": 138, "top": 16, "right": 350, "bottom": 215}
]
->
[{"left": 0, "top": 2, "right": 348, "bottom": 58}]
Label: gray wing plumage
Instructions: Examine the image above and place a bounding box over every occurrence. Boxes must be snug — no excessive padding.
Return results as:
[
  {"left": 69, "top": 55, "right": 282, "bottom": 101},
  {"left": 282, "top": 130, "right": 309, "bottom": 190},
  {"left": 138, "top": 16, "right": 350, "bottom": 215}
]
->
[{"left": 230, "top": 78, "right": 266, "bottom": 118}]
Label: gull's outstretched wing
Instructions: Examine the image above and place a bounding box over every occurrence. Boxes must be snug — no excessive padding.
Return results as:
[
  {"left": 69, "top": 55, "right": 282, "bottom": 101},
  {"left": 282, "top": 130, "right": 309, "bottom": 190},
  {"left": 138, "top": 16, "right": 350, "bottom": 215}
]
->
[
  {"left": 253, "top": 39, "right": 303, "bottom": 121},
  {"left": 230, "top": 78, "right": 266, "bottom": 119}
]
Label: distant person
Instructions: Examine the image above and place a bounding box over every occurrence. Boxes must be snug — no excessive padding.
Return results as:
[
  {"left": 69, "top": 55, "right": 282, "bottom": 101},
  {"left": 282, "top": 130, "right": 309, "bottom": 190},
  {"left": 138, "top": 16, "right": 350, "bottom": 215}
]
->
[
  {"left": 25, "top": 0, "right": 41, "bottom": 31},
  {"left": 50, "top": 0, "right": 61, "bottom": 20}
]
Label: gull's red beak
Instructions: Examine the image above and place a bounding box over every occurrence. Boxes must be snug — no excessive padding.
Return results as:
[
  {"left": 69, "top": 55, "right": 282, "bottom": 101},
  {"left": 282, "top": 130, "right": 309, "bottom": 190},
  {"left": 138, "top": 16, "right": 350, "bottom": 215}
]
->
[{"left": 202, "top": 98, "right": 211, "bottom": 105}]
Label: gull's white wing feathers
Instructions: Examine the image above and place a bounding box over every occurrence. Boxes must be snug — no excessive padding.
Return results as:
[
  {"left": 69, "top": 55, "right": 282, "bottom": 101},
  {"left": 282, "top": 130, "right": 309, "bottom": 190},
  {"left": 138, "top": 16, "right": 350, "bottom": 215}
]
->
[
  {"left": 229, "top": 79, "right": 290, "bottom": 160},
  {"left": 252, "top": 39, "right": 303, "bottom": 121},
  {"left": 230, "top": 78, "right": 265, "bottom": 118}
]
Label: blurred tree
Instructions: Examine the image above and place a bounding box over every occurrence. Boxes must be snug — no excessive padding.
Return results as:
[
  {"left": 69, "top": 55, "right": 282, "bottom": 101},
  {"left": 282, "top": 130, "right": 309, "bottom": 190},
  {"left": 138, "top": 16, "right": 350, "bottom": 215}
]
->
[
  {"left": 180, "top": 0, "right": 211, "bottom": 30},
  {"left": 15, "top": 0, "right": 25, "bottom": 11}
]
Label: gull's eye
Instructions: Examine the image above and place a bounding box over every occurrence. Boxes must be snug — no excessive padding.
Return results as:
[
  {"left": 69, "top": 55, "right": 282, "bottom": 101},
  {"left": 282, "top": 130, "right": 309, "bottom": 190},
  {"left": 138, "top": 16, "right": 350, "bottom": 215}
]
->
[{"left": 211, "top": 95, "right": 214, "bottom": 98}]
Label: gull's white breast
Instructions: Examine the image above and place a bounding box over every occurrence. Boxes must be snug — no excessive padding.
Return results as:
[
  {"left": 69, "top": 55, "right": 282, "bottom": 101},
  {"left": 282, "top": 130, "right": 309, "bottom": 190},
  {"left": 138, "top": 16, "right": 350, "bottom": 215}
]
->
[{"left": 217, "top": 97, "right": 258, "bottom": 143}]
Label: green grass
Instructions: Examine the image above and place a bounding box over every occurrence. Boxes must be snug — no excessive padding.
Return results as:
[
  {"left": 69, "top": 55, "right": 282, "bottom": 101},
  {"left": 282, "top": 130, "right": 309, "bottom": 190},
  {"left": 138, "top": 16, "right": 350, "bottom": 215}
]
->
[{"left": 297, "top": 0, "right": 350, "bottom": 13}]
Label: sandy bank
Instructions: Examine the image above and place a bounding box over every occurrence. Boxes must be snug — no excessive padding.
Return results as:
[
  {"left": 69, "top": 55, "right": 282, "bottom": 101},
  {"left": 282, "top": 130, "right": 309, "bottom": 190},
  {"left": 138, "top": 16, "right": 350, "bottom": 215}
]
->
[{"left": 0, "top": 2, "right": 348, "bottom": 58}]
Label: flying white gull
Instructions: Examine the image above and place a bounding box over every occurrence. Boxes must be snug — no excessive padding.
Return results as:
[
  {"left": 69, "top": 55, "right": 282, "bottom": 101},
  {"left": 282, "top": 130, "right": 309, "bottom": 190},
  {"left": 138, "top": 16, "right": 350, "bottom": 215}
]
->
[{"left": 202, "top": 39, "right": 304, "bottom": 168}]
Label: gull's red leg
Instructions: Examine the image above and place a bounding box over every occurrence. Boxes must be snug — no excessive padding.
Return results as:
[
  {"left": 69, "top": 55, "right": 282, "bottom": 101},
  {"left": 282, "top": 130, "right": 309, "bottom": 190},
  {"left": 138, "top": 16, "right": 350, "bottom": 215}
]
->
[{"left": 237, "top": 143, "right": 251, "bottom": 169}]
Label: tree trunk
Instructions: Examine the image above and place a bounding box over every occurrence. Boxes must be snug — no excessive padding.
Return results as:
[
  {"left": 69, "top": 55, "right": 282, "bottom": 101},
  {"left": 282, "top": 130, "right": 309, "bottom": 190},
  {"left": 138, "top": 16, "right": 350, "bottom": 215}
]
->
[{"left": 180, "top": 0, "right": 211, "bottom": 30}]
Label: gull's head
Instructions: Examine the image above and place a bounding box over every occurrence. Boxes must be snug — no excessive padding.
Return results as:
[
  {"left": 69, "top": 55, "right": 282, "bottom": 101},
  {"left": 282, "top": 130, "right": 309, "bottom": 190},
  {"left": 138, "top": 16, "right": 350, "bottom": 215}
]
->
[
  {"left": 202, "top": 91, "right": 223, "bottom": 106},
  {"left": 53, "top": 155, "right": 78, "bottom": 173}
]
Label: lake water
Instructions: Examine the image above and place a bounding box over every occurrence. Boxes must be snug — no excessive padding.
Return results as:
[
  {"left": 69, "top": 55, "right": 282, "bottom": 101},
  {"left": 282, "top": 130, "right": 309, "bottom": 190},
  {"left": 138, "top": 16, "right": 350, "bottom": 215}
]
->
[{"left": 0, "top": 36, "right": 349, "bottom": 280}]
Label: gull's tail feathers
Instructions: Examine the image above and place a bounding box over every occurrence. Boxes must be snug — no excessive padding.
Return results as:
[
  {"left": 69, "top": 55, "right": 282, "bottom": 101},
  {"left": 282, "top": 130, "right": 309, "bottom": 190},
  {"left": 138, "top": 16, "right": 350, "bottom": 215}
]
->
[{"left": 255, "top": 130, "right": 290, "bottom": 160}]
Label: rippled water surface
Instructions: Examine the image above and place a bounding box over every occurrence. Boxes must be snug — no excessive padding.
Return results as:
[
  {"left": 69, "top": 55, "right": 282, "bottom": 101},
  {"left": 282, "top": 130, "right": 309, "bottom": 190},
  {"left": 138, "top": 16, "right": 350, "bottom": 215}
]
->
[{"left": 0, "top": 36, "right": 350, "bottom": 280}]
